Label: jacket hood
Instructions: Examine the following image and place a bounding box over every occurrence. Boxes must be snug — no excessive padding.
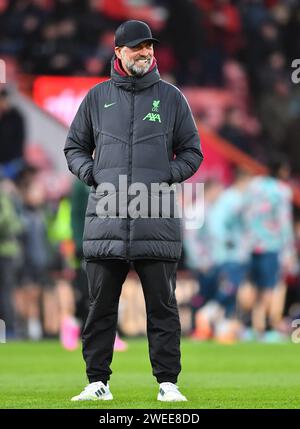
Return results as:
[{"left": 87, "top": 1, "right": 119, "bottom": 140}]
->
[{"left": 111, "top": 56, "right": 160, "bottom": 91}]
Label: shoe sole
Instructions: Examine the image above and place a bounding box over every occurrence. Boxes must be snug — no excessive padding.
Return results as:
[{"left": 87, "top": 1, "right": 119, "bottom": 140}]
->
[
  {"left": 71, "top": 395, "right": 113, "bottom": 401},
  {"left": 157, "top": 396, "right": 187, "bottom": 402}
]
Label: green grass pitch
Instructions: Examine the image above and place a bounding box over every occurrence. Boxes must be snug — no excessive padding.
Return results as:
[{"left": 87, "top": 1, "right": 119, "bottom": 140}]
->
[{"left": 0, "top": 339, "right": 299, "bottom": 409}]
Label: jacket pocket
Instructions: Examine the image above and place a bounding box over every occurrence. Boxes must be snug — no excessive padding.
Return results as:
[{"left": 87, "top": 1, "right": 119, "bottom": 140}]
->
[
  {"left": 162, "top": 135, "right": 172, "bottom": 184},
  {"left": 92, "top": 133, "right": 102, "bottom": 179}
]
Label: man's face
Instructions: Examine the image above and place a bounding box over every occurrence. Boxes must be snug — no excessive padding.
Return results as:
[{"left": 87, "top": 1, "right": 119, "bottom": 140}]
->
[{"left": 115, "top": 41, "right": 154, "bottom": 77}]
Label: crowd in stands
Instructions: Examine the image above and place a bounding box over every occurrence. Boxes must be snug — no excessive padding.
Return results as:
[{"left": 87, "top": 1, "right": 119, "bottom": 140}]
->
[{"left": 1, "top": 0, "right": 300, "bottom": 167}]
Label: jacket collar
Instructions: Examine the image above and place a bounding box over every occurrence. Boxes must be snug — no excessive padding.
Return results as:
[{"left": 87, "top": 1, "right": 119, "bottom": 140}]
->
[{"left": 111, "top": 56, "right": 160, "bottom": 91}]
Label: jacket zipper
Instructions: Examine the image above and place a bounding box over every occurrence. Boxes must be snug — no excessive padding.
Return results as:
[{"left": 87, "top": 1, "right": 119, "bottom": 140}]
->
[{"left": 126, "top": 83, "right": 135, "bottom": 261}]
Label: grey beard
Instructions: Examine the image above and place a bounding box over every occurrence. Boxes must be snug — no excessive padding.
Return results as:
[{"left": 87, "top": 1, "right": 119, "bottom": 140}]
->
[{"left": 125, "top": 58, "right": 152, "bottom": 77}]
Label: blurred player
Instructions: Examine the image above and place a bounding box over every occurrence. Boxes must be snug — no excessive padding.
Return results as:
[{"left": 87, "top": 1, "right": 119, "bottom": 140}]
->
[{"left": 245, "top": 158, "right": 297, "bottom": 339}]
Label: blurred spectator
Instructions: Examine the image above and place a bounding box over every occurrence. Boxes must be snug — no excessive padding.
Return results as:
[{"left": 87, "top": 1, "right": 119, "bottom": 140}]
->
[
  {"left": 0, "top": 0, "right": 49, "bottom": 56},
  {"left": 254, "top": 18, "right": 283, "bottom": 63},
  {"left": 47, "top": 194, "right": 80, "bottom": 350},
  {"left": 221, "top": 60, "right": 263, "bottom": 155},
  {"left": 0, "top": 88, "right": 25, "bottom": 179},
  {"left": 245, "top": 18, "right": 283, "bottom": 93},
  {"left": 281, "top": 113, "right": 300, "bottom": 179},
  {"left": 82, "top": 29, "right": 115, "bottom": 77},
  {"left": 0, "top": 1, "right": 10, "bottom": 51},
  {"left": 201, "top": 0, "right": 243, "bottom": 55},
  {"left": 28, "top": 19, "right": 80, "bottom": 75},
  {"left": 200, "top": 106, "right": 225, "bottom": 132},
  {"left": 16, "top": 174, "right": 50, "bottom": 340},
  {"left": 279, "top": 214, "right": 300, "bottom": 336},
  {"left": 184, "top": 168, "right": 252, "bottom": 342},
  {"left": 239, "top": 0, "right": 270, "bottom": 37},
  {"left": 282, "top": 1, "right": 300, "bottom": 64},
  {"left": 183, "top": 179, "right": 223, "bottom": 334},
  {"left": 219, "top": 107, "right": 254, "bottom": 155},
  {"left": 52, "top": 0, "right": 85, "bottom": 19},
  {"left": 209, "top": 167, "right": 251, "bottom": 319},
  {"left": 259, "top": 78, "right": 300, "bottom": 148},
  {"left": 77, "top": 0, "right": 107, "bottom": 50},
  {"left": 197, "top": 0, "right": 243, "bottom": 86},
  {"left": 256, "top": 51, "right": 290, "bottom": 94},
  {"left": 164, "top": 0, "right": 204, "bottom": 85},
  {"left": 0, "top": 175, "right": 22, "bottom": 338}
]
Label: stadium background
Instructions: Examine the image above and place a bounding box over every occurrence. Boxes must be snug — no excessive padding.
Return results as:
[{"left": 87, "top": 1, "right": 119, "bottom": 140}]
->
[{"left": 0, "top": 0, "right": 300, "bottom": 409}]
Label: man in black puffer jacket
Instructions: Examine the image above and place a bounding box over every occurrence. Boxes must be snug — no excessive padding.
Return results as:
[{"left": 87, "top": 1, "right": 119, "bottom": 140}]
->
[{"left": 65, "top": 20, "right": 203, "bottom": 403}]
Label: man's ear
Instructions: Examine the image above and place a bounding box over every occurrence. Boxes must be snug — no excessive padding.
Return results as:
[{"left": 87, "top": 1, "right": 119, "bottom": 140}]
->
[{"left": 115, "top": 47, "right": 122, "bottom": 60}]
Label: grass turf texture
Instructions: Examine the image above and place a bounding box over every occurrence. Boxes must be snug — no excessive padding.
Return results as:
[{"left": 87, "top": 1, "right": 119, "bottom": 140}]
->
[{"left": 0, "top": 339, "right": 299, "bottom": 409}]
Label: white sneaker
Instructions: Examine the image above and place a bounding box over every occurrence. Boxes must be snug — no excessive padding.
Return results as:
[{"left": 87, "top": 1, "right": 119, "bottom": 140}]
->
[
  {"left": 71, "top": 381, "right": 113, "bottom": 401},
  {"left": 157, "top": 382, "right": 187, "bottom": 402}
]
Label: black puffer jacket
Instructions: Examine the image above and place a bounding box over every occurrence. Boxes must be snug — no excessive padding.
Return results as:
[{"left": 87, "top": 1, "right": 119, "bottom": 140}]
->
[{"left": 64, "top": 58, "right": 203, "bottom": 261}]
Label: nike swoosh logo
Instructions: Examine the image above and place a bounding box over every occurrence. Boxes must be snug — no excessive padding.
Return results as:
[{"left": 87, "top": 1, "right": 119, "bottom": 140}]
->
[{"left": 104, "top": 102, "right": 116, "bottom": 108}]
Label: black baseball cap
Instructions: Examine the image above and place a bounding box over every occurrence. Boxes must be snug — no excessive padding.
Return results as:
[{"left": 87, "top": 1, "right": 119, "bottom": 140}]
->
[{"left": 115, "top": 20, "right": 159, "bottom": 48}]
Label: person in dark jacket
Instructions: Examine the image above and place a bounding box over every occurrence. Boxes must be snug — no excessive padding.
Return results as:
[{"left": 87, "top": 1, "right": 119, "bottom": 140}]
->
[
  {"left": 0, "top": 88, "right": 25, "bottom": 179},
  {"left": 65, "top": 20, "right": 203, "bottom": 402}
]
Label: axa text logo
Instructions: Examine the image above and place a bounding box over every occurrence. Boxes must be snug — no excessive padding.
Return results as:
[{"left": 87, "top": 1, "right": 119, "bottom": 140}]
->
[{"left": 143, "top": 112, "right": 161, "bottom": 122}]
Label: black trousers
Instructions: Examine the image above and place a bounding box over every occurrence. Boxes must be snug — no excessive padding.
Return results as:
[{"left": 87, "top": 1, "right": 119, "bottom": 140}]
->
[{"left": 82, "top": 259, "right": 181, "bottom": 384}]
